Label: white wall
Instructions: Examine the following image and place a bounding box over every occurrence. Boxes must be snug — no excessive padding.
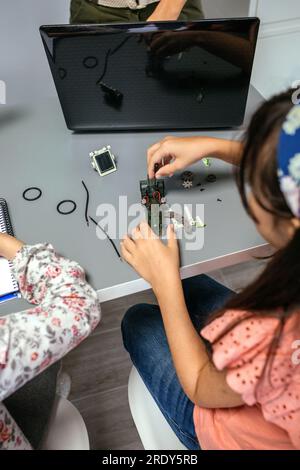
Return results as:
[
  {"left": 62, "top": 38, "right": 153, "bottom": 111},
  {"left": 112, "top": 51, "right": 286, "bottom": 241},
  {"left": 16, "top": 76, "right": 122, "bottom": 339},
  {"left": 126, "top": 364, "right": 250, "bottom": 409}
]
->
[
  {"left": 0, "top": 0, "right": 70, "bottom": 104},
  {"left": 202, "top": 0, "right": 300, "bottom": 99},
  {"left": 202, "top": 0, "right": 250, "bottom": 18},
  {"left": 249, "top": 0, "right": 300, "bottom": 98}
]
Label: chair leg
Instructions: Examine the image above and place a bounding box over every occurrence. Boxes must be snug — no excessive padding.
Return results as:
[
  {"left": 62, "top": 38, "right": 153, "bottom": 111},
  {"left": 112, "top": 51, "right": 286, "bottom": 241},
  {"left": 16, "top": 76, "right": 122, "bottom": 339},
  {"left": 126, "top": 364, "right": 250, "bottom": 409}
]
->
[{"left": 41, "top": 397, "right": 90, "bottom": 450}]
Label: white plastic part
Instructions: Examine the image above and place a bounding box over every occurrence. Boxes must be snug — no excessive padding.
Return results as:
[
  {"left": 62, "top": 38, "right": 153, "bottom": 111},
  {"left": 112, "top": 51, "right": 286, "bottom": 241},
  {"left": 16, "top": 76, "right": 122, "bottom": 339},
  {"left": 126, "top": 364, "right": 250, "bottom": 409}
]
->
[
  {"left": 128, "top": 367, "right": 187, "bottom": 451},
  {"left": 182, "top": 180, "right": 193, "bottom": 190},
  {"left": 42, "top": 397, "right": 90, "bottom": 450}
]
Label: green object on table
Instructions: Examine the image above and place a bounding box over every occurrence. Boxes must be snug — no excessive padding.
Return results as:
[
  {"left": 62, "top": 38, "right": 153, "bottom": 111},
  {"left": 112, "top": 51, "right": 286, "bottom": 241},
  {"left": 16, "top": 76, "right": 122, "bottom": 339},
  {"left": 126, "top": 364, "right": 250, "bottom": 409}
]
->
[
  {"left": 202, "top": 158, "right": 211, "bottom": 167},
  {"left": 196, "top": 221, "right": 206, "bottom": 228}
]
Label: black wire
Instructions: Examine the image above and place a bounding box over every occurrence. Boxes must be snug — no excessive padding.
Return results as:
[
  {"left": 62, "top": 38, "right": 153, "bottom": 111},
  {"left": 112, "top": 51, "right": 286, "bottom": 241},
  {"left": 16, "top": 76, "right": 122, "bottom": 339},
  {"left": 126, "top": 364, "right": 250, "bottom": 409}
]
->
[
  {"left": 82, "top": 180, "right": 90, "bottom": 227},
  {"left": 96, "top": 36, "right": 131, "bottom": 85},
  {"left": 96, "top": 48, "right": 111, "bottom": 85},
  {"left": 110, "top": 36, "right": 131, "bottom": 56},
  {"left": 89, "top": 216, "right": 122, "bottom": 261}
]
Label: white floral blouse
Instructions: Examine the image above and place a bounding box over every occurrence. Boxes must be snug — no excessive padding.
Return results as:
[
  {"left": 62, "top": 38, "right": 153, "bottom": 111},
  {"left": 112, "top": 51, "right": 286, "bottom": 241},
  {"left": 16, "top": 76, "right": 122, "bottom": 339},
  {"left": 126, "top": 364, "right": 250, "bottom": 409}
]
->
[{"left": 0, "top": 244, "right": 101, "bottom": 450}]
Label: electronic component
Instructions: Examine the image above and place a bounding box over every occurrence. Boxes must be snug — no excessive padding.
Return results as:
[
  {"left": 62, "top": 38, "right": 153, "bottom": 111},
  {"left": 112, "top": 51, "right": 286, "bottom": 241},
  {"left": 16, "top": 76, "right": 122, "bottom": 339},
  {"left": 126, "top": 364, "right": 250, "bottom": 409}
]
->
[
  {"left": 23, "top": 187, "right": 42, "bottom": 202},
  {"left": 202, "top": 158, "right": 211, "bottom": 167},
  {"left": 190, "top": 216, "right": 206, "bottom": 228},
  {"left": 182, "top": 180, "right": 193, "bottom": 190},
  {"left": 181, "top": 171, "right": 194, "bottom": 181},
  {"left": 140, "top": 177, "right": 166, "bottom": 236},
  {"left": 99, "top": 82, "right": 123, "bottom": 108},
  {"left": 57, "top": 200, "right": 77, "bottom": 215},
  {"left": 90, "top": 146, "right": 117, "bottom": 177},
  {"left": 183, "top": 207, "right": 206, "bottom": 230},
  {"left": 181, "top": 171, "right": 194, "bottom": 190},
  {"left": 206, "top": 174, "right": 217, "bottom": 183},
  {"left": 166, "top": 210, "right": 206, "bottom": 232}
]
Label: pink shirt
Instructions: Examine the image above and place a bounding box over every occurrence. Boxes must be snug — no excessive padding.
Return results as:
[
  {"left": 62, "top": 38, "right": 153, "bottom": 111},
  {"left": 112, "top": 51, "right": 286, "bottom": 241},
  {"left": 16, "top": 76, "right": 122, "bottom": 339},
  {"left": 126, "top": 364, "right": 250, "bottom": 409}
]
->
[{"left": 194, "top": 309, "right": 300, "bottom": 450}]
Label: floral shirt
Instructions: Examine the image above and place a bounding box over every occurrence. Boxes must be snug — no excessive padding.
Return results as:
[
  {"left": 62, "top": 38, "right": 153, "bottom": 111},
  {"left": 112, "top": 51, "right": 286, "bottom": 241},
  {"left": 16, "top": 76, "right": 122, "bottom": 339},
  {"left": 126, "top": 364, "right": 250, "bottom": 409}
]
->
[{"left": 0, "top": 244, "right": 101, "bottom": 450}]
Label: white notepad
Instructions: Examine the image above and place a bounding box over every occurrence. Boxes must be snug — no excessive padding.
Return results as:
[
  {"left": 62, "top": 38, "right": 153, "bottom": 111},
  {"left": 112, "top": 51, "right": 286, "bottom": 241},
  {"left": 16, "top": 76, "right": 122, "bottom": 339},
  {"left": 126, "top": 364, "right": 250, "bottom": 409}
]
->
[{"left": 0, "top": 199, "right": 20, "bottom": 302}]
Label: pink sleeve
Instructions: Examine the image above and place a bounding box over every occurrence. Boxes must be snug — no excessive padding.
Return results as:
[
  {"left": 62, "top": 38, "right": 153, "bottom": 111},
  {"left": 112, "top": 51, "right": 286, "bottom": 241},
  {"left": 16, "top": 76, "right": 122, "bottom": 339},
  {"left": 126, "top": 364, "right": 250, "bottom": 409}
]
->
[{"left": 201, "top": 311, "right": 279, "bottom": 406}]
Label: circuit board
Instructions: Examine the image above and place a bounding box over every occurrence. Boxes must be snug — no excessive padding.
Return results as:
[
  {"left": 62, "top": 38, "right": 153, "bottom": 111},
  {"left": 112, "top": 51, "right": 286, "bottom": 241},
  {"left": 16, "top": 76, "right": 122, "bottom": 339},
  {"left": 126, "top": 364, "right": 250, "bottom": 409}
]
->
[{"left": 140, "top": 177, "right": 166, "bottom": 236}]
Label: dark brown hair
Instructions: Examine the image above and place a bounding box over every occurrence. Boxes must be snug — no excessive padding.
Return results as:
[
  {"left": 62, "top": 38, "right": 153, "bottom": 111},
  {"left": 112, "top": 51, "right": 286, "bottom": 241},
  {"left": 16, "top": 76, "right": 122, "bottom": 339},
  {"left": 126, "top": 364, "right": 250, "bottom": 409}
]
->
[{"left": 210, "top": 89, "right": 300, "bottom": 351}]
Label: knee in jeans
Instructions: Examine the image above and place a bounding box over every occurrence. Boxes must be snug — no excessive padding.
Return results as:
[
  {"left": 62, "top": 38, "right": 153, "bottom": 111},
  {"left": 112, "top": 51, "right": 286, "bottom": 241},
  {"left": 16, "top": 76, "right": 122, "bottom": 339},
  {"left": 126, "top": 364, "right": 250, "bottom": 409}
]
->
[
  {"left": 121, "top": 304, "right": 160, "bottom": 352},
  {"left": 122, "top": 303, "right": 149, "bottom": 351}
]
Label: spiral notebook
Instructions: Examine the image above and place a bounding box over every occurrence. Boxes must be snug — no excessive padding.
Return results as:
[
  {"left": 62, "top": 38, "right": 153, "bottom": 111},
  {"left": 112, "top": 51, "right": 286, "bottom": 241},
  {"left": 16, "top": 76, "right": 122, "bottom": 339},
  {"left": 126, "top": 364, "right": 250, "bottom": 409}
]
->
[{"left": 0, "top": 198, "right": 20, "bottom": 303}]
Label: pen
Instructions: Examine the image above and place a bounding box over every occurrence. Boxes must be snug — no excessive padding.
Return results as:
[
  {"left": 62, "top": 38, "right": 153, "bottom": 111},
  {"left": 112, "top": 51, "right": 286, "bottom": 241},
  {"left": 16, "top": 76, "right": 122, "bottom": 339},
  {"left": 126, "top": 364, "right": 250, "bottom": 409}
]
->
[{"left": 0, "top": 291, "right": 20, "bottom": 304}]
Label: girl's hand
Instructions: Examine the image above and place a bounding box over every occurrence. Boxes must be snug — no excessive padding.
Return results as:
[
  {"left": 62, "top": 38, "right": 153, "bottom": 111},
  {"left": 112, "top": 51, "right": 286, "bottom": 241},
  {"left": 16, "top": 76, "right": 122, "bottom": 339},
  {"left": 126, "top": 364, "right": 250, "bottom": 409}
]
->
[
  {"left": 121, "top": 222, "right": 180, "bottom": 292},
  {"left": 0, "top": 233, "right": 24, "bottom": 260},
  {"left": 147, "top": 136, "right": 219, "bottom": 179},
  {"left": 147, "top": 136, "right": 243, "bottom": 178}
]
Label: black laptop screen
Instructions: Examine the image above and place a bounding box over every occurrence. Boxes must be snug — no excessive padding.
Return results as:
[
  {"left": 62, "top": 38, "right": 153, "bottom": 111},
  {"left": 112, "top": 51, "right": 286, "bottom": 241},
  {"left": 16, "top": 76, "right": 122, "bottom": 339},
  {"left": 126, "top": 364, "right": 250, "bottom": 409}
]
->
[{"left": 40, "top": 19, "right": 259, "bottom": 131}]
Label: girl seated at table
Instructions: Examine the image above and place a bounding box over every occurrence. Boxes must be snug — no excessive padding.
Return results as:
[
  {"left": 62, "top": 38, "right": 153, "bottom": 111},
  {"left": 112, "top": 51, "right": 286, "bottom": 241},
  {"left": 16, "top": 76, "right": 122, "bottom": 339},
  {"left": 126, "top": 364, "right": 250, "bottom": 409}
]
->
[
  {"left": 121, "top": 89, "right": 300, "bottom": 450},
  {"left": 0, "top": 235, "right": 100, "bottom": 449}
]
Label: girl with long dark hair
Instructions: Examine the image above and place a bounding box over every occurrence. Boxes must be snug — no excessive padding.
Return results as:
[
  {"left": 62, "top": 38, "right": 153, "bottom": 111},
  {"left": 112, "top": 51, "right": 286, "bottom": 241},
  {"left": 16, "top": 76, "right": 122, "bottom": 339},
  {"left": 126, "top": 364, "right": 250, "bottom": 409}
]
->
[{"left": 121, "top": 89, "right": 300, "bottom": 450}]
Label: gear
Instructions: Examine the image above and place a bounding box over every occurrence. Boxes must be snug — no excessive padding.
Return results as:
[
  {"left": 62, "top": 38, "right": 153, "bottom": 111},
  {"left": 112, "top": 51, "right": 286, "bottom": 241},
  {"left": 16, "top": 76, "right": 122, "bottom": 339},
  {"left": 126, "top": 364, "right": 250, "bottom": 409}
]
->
[
  {"left": 181, "top": 171, "right": 194, "bottom": 181},
  {"left": 182, "top": 180, "right": 193, "bottom": 190}
]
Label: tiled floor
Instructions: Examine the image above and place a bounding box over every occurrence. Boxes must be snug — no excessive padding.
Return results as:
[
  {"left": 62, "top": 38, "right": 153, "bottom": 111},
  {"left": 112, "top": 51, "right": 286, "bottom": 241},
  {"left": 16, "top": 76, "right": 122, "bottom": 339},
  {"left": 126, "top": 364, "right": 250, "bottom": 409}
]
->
[{"left": 62, "top": 259, "right": 267, "bottom": 450}]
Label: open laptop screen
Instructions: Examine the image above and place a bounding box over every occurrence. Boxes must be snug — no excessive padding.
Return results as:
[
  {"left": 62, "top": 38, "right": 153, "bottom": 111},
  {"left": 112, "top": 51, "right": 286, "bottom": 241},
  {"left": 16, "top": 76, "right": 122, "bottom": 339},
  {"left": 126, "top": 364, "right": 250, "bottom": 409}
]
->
[{"left": 40, "top": 19, "right": 259, "bottom": 131}]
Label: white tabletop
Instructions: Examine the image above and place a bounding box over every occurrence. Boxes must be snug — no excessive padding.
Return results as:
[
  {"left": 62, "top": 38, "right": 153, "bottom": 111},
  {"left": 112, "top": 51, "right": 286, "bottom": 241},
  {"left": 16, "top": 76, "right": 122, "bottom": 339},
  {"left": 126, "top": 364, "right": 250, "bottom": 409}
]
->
[{"left": 0, "top": 8, "right": 269, "bottom": 314}]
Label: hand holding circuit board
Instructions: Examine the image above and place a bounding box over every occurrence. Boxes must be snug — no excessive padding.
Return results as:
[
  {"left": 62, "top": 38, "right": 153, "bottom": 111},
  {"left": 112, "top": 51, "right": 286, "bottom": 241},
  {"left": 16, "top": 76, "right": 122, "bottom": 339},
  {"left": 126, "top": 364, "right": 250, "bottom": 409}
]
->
[
  {"left": 146, "top": 135, "right": 220, "bottom": 179},
  {"left": 143, "top": 137, "right": 218, "bottom": 235}
]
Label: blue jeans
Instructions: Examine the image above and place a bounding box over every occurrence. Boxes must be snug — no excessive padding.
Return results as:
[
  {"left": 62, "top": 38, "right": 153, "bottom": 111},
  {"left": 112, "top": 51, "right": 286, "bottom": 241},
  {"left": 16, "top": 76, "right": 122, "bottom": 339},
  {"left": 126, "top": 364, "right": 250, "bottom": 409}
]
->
[{"left": 122, "top": 274, "right": 234, "bottom": 450}]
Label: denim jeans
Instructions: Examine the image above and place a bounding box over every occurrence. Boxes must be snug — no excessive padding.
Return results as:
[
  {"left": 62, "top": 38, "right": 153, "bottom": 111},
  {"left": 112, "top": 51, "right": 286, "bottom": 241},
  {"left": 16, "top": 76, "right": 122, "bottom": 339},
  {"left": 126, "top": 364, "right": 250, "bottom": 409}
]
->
[{"left": 122, "top": 274, "right": 234, "bottom": 450}]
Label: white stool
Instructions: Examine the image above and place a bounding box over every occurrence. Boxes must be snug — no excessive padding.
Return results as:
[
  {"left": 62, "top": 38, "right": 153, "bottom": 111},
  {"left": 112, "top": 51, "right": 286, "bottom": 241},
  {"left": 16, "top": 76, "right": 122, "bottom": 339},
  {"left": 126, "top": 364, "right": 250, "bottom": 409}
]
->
[
  {"left": 128, "top": 367, "right": 187, "bottom": 450},
  {"left": 42, "top": 397, "right": 90, "bottom": 450}
]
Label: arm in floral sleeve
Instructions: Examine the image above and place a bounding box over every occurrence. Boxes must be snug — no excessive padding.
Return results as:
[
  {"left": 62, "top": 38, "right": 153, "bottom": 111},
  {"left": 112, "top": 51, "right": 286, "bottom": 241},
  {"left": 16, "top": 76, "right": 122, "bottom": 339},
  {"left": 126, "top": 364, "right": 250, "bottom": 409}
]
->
[{"left": 0, "top": 244, "right": 101, "bottom": 401}]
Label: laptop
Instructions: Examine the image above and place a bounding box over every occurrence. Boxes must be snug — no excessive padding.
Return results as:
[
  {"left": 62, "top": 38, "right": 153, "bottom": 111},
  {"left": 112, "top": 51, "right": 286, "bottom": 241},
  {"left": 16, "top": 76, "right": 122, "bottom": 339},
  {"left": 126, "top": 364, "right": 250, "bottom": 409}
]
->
[{"left": 40, "top": 18, "right": 259, "bottom": 132}]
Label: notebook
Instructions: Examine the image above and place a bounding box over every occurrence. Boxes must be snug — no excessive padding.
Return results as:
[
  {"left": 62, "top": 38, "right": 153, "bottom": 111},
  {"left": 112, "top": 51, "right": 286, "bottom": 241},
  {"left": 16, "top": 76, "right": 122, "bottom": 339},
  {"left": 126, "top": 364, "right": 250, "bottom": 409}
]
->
[{"left": 0, "top": 198, "right": 20, "bottom": 304}]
